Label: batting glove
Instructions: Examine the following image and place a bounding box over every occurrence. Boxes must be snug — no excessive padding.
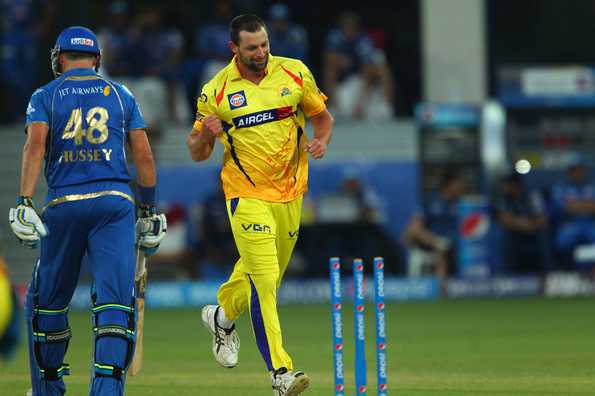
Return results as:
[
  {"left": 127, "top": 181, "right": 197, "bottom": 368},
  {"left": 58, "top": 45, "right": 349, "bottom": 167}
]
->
[
  {"left": 136, "top": 206, "right": 167, "bottom": 256},
  {"left": 8, "top": 197, "right": 48, "bottom": 249}
]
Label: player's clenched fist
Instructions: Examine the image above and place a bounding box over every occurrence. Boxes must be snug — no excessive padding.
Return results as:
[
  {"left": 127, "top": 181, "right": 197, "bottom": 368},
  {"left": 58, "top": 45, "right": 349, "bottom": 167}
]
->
[
  {"left": 202, "top": 115, "right": 224, "bottom": 137},
  {"left": 306, "top": 138, "right": 327, "bottom": 160}
]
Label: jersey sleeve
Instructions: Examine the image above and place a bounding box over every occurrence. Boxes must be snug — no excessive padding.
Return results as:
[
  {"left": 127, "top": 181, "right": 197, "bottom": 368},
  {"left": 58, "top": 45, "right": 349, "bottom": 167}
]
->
[
  {"left": 192, "top": 83, "right": 218, "bottom": 131},
  {"left": 128, "top": 98, "right": 146, "bottom": 130},
  {"left": 119, "top": 84, "right": 147, "bottom": 130},
  {"left": 25, "top": 88, "right": 50, "bottom": 127},
  {"left": 299, "top": 62, "right": 328, "bottom": 117}
]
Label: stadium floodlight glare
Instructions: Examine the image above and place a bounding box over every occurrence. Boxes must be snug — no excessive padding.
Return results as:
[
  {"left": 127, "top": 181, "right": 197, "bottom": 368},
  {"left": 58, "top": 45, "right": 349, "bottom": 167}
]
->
[{"left": 515, "top": 159, "right": 532, "bottom": 174}]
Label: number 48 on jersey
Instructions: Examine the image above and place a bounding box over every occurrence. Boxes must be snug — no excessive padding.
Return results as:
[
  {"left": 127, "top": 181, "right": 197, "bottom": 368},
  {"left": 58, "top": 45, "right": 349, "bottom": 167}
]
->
[{"left": 62, "top": 106, "right": 109, "bottom": 145}]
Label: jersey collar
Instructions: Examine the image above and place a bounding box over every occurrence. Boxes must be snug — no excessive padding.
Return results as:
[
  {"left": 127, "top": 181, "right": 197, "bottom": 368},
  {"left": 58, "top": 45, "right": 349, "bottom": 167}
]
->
[
  {"left": 60, "top": 67, "right": 99, "bottom": 78},
  {"left": 229, "top": 55, "right": 274, "bottom": 81}
]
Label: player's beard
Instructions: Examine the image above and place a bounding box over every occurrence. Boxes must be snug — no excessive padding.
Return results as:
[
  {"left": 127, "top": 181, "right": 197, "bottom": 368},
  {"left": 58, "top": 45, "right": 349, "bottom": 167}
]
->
[{"left": 239, "top": 52, "right": 268, "bottom": 73}]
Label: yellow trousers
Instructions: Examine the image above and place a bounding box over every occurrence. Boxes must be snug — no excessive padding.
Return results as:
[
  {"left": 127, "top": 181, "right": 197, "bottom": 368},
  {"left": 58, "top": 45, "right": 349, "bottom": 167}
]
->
[{"left": 217, "top": 196, "right": 302, "bottom": 371}]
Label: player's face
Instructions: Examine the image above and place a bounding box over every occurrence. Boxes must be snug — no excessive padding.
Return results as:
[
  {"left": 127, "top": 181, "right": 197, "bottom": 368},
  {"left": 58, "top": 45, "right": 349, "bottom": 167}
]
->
[{"left": 234, "top": 28, "right": 270, "bottom": 73}]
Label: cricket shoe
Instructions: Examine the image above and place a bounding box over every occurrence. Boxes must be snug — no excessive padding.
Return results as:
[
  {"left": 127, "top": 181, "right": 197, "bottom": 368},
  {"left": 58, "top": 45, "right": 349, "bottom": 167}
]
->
[
  {"left": 201, "top": 305, "right": 239, "bottom": 368},
  {"left": 271, "top": 367, "right": 310, "bottom": 396}
]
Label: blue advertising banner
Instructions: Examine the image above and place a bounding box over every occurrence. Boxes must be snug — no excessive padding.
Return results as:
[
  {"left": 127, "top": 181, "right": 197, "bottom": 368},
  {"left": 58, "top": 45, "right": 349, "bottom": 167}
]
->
[
  {"left": 498, "top": 65, "right": 595, "bottom": 108},
  {"left": 415, "top": 103, "right": 481, "bottom": 127},
  {"left": 446, "top": 276, "right": 541, "bottom": 298},
  {"left": 69, "top": 278, "right": 440, "bottom": 310}
]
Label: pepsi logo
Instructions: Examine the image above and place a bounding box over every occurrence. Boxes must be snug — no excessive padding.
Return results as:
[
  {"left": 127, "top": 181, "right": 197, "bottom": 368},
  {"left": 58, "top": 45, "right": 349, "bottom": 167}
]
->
[
  {"left": 379, "top": 342, "right": 386, "bottom": 350},
  {"left": 357, "top": 264, "right": 363, "bottom": 271},
  {"left": 359, "top": 386, "right": 367, "bottom": 392},
  {"left": 379, "top": 384, "right": 387, "bottom": 390},
  {"left": 337, "top": 384, "right": 344, "bottom": 391},
  {"left": 357, "top": 305, "right": 365, "bottom": 312},
  {"left": 335, "top": 303, "right": 342, "bottom": 310},
  {"left": 460, "top": 212, "right": 489, "bottom": 240},
  {"left": 335, "top": 343, "right": 343, "bottom": 350},
  {"left": 377, "top": 262, "right": 384, "bottom": 269},
  {"left": 333, "top": 263, "right": 340, "bottom": 269},
  {"left": 377, "top": 303, "right": 385, "bottom": 310}
]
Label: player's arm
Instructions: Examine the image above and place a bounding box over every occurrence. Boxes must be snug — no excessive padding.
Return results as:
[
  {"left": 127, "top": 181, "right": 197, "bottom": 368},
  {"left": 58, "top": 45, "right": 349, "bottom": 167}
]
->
[
  {"left": 497, "top": 210, "right": 533, "bottom": 232},
  {"left": 129, "top": 129, "right": 166, "bottom": 255},
  {"left": 20, "top": 123, "right": 49, "bottom": 197},
  {"left": 8, "top": 123, "right": 49, "bottom": 248},
  {"left": 306, "top": 109, "right": 334, "bottom": 160},
  {"left": 300, "top": 62, "right": 334, "bottom": 160},
  {"left": 403, "top": 215, "right": 450, "bottom": 252},
  {"left": 187, "top": 116, "right": 222, "bottom": 162},
  {"left": 187, "top": 85, "right": 222, "bottom": 162},
  {"left": 564, "top": 198, "right": 595, "bottom": 215},
  {"left": 129, "top": 129, "right": 156, "bottom": 189}
]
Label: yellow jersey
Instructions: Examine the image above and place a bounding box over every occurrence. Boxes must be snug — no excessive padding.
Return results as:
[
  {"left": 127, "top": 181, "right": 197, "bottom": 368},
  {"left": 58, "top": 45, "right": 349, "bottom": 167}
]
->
[{"left": 193, "top": 55, "right": 327, "bottom": 202}]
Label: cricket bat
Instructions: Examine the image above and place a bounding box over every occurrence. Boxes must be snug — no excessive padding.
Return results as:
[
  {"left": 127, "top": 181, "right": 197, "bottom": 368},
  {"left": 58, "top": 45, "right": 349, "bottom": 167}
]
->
[{"left": 129, "top": 247, "right": 147, "bottom": 376}]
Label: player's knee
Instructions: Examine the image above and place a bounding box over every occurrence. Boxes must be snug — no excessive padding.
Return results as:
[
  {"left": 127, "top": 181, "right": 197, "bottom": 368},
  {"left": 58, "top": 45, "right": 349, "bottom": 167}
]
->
[
  {"left": 92, "top": 302, "right": 135, "bottom": 381},
  {"left": 31, "top": 305, "right": 72, "bottom": 381},
  {"left": 248, "top": 273, "right": 279, "bottom": 297}
]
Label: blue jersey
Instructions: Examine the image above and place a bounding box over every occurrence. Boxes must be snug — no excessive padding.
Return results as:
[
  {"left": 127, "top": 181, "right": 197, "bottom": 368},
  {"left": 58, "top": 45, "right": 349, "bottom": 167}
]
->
[
  {"left": 422, "top": 193, "right": 460, "bottom": 242},
  {"left": 25, "top": 67, "right": 146, "bottom": 189},
  {"left": 551, "top": 181, "right": 595, "bottom": 222}
]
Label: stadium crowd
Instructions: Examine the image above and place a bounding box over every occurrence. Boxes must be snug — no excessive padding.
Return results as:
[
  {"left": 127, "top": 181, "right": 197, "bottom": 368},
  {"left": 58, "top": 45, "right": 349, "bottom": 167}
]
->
[
  {"left": 403, "top": 162, "right": 595, "bottom": 279},
  {"left": 0, "top": 1, "right": 397, "bottom": 126}
]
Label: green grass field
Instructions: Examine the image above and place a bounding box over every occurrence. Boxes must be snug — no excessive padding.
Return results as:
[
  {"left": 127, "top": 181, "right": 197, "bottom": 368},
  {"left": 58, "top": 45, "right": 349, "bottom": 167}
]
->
[{"left": 1, "top": 297, "right": 594, "bottom": 395}]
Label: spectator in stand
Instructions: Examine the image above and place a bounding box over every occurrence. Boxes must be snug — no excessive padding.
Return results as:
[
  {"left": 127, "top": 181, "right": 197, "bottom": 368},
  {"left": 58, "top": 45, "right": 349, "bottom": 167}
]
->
[
  {"left": 97, "top": 1, "right": 132, "bottom": 78},
  {"left": 551, "top": 158, "right": 595, "bottom": 273},
  {"left": 267, "top": 3, "right": 308, "bottom": 62},
  {"left": 315, "top": 166, "right": 385, "bottom": 224},
  {"left": 323, "top": 11, "right": 394, "bottom": 120},
  {"left": 0, "top": 0, "right": 56, "bottom": 122},
  {"left": 111, "top": 6, "right": 184, "bottom": 143},
  {"left": 403, "top": 172, "right": 464, "bottom": 278},
  {"left": 195, "top": 0, "right": 235, "bottom": 85},
  {"left": 495, "top": 173, "right": 548, "bottom": 274}
]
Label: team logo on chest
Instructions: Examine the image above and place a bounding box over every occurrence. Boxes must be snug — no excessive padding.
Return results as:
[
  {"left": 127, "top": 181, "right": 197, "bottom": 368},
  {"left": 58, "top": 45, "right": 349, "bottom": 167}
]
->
[
  {"left": 280, "top": 86, "right": 291, "bottom": 96},
  {"left": 228, "top": 90, "right": 248, "bottom": 109}
]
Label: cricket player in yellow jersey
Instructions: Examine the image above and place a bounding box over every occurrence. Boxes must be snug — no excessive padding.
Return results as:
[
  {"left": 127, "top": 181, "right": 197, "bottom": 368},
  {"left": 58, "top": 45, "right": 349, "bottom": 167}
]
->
[
  {"left": 187, "top": 14, "right": 333, "bottom": 396},
  {"left": 0, "top": 255, "right": 21, "bottom": 364}
]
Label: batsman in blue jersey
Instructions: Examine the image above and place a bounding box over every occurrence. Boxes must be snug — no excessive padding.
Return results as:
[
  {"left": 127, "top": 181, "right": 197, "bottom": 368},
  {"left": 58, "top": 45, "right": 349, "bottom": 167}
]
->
[{"left": 8, "top": 26, "right": 167, "bottom": 396}]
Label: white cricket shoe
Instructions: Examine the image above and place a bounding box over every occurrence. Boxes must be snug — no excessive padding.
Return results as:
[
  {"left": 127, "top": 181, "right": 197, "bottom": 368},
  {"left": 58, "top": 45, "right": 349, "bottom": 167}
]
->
[
  {"left": 271, "top": 367, "right": 310, "bottom": 396},
  {"left": 201, "top": 305, "right": 239, "bottom": 368}
]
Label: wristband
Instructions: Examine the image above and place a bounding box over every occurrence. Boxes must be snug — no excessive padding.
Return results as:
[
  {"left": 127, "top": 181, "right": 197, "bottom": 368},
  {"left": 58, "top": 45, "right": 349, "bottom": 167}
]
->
[
  {"left": 17, "top": 196, "right": 34, "bottom": 207},
  {"left": 137, "top": 185, "right": 156, "bottom": 206}
]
